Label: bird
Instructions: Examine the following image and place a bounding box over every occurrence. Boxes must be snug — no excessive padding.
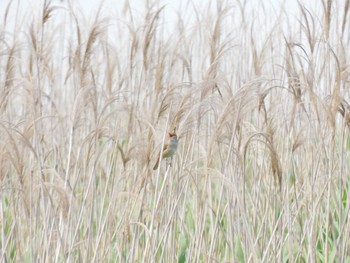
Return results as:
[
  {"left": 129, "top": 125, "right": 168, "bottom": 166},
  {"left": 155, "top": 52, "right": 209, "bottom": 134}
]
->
[{"left": 153, "top": 132, "right": 178, "bottom": 170}]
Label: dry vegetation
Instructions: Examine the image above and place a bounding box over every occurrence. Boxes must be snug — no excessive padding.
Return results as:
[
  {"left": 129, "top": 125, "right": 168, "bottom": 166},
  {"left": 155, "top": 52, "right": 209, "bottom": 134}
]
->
[{"left": 1, "top": 0, "right": 350, "bottom": 262}]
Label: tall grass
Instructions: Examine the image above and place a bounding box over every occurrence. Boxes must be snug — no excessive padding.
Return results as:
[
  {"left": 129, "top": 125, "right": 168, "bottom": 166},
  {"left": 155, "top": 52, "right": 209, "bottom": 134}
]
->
[{"left": 1, "top": 0, "right": 350, "bottom": 262}]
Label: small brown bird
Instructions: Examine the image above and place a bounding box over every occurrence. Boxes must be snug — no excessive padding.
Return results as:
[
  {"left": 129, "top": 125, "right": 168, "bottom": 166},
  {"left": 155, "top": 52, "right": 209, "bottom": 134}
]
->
[{"left": 153, "top": 132, "right": 178, "bottom": 170}]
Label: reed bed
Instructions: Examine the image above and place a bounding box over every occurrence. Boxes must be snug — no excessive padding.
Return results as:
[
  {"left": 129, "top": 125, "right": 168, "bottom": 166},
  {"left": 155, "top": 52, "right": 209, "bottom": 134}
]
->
[{"left": 1, "top": 0, "right": 350, "bottom": 262}]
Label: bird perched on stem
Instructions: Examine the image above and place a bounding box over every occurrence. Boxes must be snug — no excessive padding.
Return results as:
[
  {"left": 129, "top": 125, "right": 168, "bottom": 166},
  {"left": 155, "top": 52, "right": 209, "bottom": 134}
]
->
[{"left": 153, "top": 132, "right": 178, "bottom": 170}]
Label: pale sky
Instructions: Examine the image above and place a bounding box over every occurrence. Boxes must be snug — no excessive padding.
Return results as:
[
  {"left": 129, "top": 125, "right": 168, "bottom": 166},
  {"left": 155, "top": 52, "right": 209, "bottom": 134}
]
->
[
  {"left": 0, "top": 0, "right": 307, "bottom": 47},
  {"left": 0, "top": 0, "right": 301, "bottom": 27}
]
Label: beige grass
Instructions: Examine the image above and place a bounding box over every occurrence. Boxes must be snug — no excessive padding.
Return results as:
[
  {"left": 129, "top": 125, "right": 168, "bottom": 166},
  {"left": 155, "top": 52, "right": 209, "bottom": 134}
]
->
[{"left": 1, "top": 0, "right": 350, "bottom": 262}]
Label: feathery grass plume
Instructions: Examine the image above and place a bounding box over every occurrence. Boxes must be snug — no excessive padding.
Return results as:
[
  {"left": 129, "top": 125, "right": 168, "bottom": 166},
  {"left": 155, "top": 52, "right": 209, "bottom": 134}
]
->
[
  {"left": 42, "top": 0, "right": 60, "bottom": 25},
  {"left": 322, "top": 0, "right": 332, "bottom": 39},
  {"left": 297, "top": 2, "right": 316, "bottom": 53},
  {"left": 326, "top": 44, "right": 342, "bottom": 130},
  {"left": 64, "top": 5, "right": 81, "bottom": 85},
  {"left": 207, "top": 83, "right": 257, "bottom": 167},
  {"left": 124, "top": 24, "right": 139, "bottom": 77},
  {"left": 266, "top": 123, "right": 282, "bottom": 191},
  {"left": 242, "top": 125, "right": 281, "bottom": 191},
  {"left": 337, "top": 99, "right": 350, "bottom": 130},
  {"left": 284, "top": 38, "right": 309, "bottom": 128},
  {"left": 3, "top": 0, "right": 15, "bottom": 26},
  {"left": 153, "top": 48, "right": 165, "bottom": 94},
  {"left": 207, "top": 2, "right": 230, "bottom": 87},
  {"left": 81, "top": 20, "right": 106, "bottom": 89},
  {"left": 171, "top": 93, "right": 191, "bottom": 130},
  {"left": 342, "top": 0, "right": 350, "bottom": 37},
  {"left": 0, "top": 122, "right": 39, "bottom": 218},
  {"left": 1, "top": 44, "right": 16, "bottom": 111},
  {"left": 142, "top": 5, "right": 165, "bottom": 71},
  {"left": 154, "top": 86, "right": 179, "bottom": 123}
]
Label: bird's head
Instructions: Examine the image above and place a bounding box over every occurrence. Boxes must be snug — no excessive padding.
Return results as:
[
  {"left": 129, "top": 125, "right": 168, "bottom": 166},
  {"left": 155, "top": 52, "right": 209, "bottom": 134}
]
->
[{"left": 168, "top": 132, "right": 177, "bottom": 138}]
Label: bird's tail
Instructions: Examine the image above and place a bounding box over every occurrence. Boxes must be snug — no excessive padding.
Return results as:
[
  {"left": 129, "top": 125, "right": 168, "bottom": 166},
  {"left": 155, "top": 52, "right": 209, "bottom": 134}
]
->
[{"left": 153, "top": 154, "right": 160, "bottom": 170}]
